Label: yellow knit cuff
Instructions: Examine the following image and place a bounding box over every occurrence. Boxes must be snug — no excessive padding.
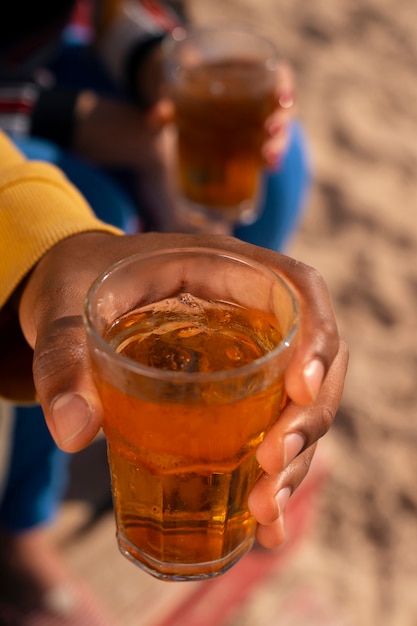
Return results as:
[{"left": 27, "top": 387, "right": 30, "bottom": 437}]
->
[{"left": 0, "top": 160, "right": 122, "bottom": 309}]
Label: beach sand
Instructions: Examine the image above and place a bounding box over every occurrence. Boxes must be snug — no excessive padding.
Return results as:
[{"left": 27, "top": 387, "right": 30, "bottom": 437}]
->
[{"left": 195, "top": 2, "right": 417, "bottom": 624}]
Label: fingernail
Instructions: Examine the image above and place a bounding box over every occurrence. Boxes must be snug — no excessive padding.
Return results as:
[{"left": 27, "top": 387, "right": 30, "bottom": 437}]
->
[
  {"left": 51, "top": 393, "right": 92, "bottom": 445},
  {"left": 278, "top": 91, "right": 294, "bottom": 109},
  {"left": 262, "top": 146, "right": 282, "bottom": 169},
  {"left": 266, "top": 120, "right": 283, "bottom": 135},
  {"left": 303, "top": 359, "right": 325, "bottom": 401},
  {"left": 275, "top": 487, "right": 291, "bottom": 517},
  {"left": 284, "top": 432, "right": 305, "bottom": 466}
]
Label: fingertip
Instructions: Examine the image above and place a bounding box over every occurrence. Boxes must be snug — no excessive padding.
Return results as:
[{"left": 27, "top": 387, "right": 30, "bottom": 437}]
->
[
  {"left": 276, "top": 486, "right": 292, "bottom": 517},
  {"left": 255, "top": 515, "right": 286, "bottom": 549},
  {"left": 303, "top": 359, "right": 326, "bottom": 400},
  {"left": 278, "top": 91, "right": 295, "bottom": 109},
  {"left": 284, "top": 433, "right": 305, "bottom": 466},
  {"left": 248, "top": 478, "right": 279, "bottom": 525},
  {"left": 50, "top": 392, "right": 100, "bottom": 452},
  {"left": 285, "top": 357, "right": 326, "bottom": 405},
  {"left": 256, "top": 436, "right": 282, "bottom": 476}
]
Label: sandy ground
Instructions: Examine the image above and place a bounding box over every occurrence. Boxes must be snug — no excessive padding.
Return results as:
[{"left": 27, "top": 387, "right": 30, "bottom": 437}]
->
[
  {"left": 187, "top": 1, "right": 417, "bottom": 625},
  {"left": 56, "top": 2, "right": 417, "bottom": 625},
  {"left": 190, "top": 1, "right": 417, "bottom": 625}
]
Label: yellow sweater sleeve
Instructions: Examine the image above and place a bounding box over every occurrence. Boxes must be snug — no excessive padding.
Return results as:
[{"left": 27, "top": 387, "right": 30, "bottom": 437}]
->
[{"left": 0, "top": 131, "right": 122, "bottom": 310}]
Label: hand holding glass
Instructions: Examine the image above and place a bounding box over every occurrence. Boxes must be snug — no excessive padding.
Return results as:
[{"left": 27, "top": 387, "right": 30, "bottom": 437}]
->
[{"left": 163, "top": 27, "right": 278, "bottom": 231}]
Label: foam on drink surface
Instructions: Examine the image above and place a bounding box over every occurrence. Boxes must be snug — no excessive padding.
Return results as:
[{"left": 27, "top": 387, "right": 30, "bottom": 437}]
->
[{"left": 105, "top": 293, "right": 283, "bottom": 374}]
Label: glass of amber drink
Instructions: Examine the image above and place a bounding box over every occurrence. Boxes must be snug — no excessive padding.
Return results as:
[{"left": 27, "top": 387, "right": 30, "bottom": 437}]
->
[
  {"left": 83, "top": 248, "right": 299, "bottom": 580},
  {"left": 163, "top": 27, "right": 278, "bottom": 231}
]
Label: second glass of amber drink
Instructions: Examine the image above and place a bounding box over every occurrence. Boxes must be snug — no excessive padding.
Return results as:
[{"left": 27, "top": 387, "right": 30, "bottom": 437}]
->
[
  {"left": 83, "top": 248, "right": 299, "bottom": 581},
  {"left": 163, "top": 27, "right": 278, "bottom": 230}
]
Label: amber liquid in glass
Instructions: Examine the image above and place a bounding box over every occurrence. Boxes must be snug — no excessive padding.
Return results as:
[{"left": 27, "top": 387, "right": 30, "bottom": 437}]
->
[
  {"left": 173, "top": 59, "right": 275, "bottom": 218},
  {"left": 97, "top": 294, "right": 286, "bottom": 579}
]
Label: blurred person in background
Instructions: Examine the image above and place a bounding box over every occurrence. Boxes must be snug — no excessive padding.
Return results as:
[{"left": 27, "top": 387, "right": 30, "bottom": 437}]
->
[{"left": 0, "top": 0, "right": 310, "bottom": 245}]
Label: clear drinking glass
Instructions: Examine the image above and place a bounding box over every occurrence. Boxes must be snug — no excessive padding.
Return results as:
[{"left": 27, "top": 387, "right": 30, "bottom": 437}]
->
[
  {"left": 83, "top": 247, "right": 299, "bottom": 580},
  {"left": 163, "top": 26, "right": 278, "bottom": 232}
]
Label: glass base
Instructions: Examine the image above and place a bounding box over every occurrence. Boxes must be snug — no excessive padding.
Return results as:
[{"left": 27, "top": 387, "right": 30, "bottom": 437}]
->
[
  {"left": 117, "top": 532, "right": 255, "bottom": 581},
  {"left": 177, "top": 195, "right": 260, "bottom": 234}
]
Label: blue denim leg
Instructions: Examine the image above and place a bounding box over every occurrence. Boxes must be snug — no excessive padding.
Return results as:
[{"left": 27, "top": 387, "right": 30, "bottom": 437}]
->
[
  {"left": 235, "top": 120, "right": 312, "bottom": 252},
  {"left": 12, "top": 135, "right": 139, "bottom": 232},
  {"left": 0, "top": 405, "right": 70, "bottom": 531}
]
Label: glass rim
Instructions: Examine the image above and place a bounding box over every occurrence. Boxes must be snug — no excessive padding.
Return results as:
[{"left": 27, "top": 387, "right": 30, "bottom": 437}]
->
[
  {"left": 162, "top": 24, "right": 279, "bottom": 69},
  {"left": 83, "top": 247, "right": 300, "bottom": 383}
]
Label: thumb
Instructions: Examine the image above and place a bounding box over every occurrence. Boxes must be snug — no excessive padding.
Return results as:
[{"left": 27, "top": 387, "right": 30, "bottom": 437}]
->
[{"left": 32, "top": 314, "right": 103, "bottom": 452}]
